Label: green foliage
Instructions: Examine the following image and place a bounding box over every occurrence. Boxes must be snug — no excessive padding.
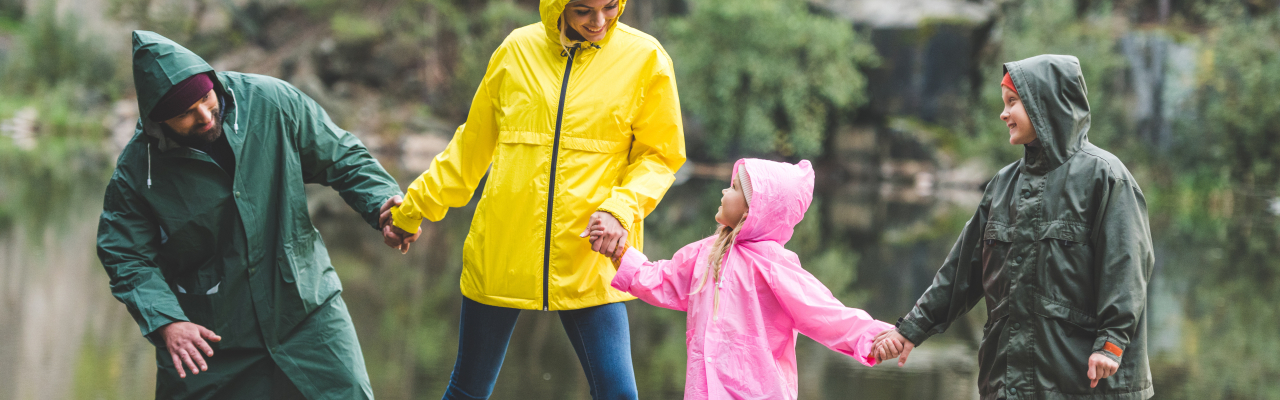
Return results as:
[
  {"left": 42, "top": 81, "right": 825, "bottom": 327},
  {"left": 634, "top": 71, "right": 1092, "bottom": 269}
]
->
[
  {"left": 1, "top": 1, "right": 121, "bottom": 96},
  {"left": 664, "top": 0, "right": 878, "bottom": 160}
]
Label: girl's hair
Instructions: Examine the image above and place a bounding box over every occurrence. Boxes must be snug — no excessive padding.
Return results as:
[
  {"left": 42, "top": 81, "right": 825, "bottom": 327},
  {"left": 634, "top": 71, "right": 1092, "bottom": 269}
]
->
[{"left": 691, "top": 215, "right": 747, "bottom": 297}]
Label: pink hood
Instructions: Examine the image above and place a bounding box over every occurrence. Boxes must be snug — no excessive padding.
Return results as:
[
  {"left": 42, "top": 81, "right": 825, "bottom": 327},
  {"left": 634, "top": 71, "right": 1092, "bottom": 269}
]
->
[
  {"left": 612, "top": 159, "right": 892, "bottom": 400},
  {"left": 733, "top": 158, "right": 814, "bottom": 245}
]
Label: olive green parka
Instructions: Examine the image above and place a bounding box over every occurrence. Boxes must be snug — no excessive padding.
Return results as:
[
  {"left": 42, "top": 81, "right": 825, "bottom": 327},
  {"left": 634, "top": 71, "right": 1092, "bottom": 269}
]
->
[
  {"left": 896, "top": 55, "right": 1155, "bottom": 400},
  {"left": 96, "top": 31, "right": 399, "bottom": 399}
]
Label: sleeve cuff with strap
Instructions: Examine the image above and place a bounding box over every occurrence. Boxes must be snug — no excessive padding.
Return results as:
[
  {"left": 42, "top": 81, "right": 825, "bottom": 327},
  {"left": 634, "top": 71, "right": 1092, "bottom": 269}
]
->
[
  {"left": 390, "top": 205, "right": 424, "bottom": 234},
  {"left": 1093, "top": 335, "right": 1126, "bottom": 364},
  {"left": 895, "top": 316, "right": 930, "bottom": 347}
]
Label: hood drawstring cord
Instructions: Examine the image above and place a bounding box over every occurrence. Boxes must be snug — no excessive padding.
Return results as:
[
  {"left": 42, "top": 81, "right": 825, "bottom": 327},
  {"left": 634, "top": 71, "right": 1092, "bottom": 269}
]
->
[{"left": 146, "top": 142, "right": 152, "bottom": 188}]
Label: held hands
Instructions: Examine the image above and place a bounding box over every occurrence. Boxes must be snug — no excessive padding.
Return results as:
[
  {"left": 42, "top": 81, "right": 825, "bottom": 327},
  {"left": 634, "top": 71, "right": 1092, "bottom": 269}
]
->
[
  {"left": 873, "top": 329, "right": 914, "bottom": 367},
  {"left": 379, "top": 195, "right": 421, "bottom": 254},
  {"left": 581, "top": 211, "right": 628, "bottom": 263},
  {"left": 159, "top": 321, "right": 221, "bottom": 378},
  {"left": 1087, "top": 353, "right": 1119, "bottom": 388}
]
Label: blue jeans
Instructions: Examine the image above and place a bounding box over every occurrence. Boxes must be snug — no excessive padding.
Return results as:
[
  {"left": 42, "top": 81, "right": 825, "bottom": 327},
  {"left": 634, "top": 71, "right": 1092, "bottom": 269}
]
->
[{"left": 441, "top": 297, "right": 638, "bottom": 400}]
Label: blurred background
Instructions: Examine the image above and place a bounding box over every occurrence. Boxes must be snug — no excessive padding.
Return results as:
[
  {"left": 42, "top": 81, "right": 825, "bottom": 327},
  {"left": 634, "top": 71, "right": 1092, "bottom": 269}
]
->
[{"left": 1, "top": 0, "right": 1278, "bottom": 398}]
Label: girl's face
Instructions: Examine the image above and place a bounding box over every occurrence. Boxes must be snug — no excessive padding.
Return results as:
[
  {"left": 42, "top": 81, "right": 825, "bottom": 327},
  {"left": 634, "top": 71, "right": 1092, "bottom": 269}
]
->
[
  {"left": 716, "top": 174, "right": 748, "bottom": 227},
  {"left": 1000, "top": 86, "right": 1037, "bottom": 145},
  {"left": 563, "top": 0, "right": 620, "bottom": 43}
]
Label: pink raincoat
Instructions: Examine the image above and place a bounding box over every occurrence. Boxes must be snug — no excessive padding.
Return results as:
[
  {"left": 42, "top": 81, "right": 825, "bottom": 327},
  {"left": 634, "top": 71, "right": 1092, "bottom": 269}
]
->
[{"left": 612, "top": 158, "right": 893, "bottom": 400}]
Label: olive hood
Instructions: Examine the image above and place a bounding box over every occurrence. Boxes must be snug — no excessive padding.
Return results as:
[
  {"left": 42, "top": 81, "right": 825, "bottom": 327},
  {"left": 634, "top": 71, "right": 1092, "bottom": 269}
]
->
[
  {"left": 131, "top": 30, "right": 224, "bottom": 151},
  {"left": 1004, "top": 54, "right": 1091, "bottom": 175}
]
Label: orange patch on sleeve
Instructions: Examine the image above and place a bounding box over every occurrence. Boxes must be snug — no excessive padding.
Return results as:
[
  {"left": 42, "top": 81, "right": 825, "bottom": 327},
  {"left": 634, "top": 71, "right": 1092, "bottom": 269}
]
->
[{"left": 1103, "top": 341, "right": 1123, "bottom": 357}]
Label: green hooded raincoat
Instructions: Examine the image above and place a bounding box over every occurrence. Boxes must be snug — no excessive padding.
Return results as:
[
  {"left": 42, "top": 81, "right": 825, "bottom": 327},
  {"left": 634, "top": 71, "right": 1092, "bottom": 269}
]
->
[
  {"left": 896, "top": 55, "right": 1155, "bottom": 400},
  {"left": 96, "top": 31, "right": 400, "bottom": 399}
]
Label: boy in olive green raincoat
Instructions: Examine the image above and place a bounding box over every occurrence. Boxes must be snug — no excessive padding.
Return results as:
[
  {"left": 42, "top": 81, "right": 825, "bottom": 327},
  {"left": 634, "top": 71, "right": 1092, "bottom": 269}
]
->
[
  {"left": 875, "top": 55, "right": 1155, "bottom": 400},
  {"left": 96, "top": 31, "right": 404, "bottom": 399}
]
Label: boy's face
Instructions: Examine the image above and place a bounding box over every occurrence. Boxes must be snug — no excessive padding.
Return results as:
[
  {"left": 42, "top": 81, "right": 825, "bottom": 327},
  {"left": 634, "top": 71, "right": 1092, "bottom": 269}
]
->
[
  {"left": 1000, "top": 86, "right": 1037, "bottom": 145},
  {"left": 715, "top": 174, "right": 748, "bottom": 227}
]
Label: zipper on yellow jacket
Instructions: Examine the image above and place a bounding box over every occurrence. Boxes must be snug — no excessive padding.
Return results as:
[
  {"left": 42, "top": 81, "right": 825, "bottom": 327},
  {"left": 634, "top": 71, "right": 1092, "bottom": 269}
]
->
[{"left": 544, "top": 43, "right": 580, "bottom": 311}]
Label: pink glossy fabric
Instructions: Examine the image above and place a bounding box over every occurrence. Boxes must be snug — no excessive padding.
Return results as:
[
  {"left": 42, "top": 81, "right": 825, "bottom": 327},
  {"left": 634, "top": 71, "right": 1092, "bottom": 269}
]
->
[{"left": 612, "top": 158, "right": 893, "bottom": 400}]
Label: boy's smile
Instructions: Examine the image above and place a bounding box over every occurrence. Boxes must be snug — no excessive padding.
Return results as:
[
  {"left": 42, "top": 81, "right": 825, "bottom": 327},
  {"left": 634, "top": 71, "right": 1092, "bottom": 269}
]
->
[{"left": 1000, "top": 85, "right": 1037, "bottom": 145}]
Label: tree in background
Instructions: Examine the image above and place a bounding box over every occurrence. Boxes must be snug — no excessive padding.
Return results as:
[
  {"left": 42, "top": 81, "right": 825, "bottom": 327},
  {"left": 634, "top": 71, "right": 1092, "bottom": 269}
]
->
[{"left": 663, "top": 0, "right": 877, "bottom": 160}]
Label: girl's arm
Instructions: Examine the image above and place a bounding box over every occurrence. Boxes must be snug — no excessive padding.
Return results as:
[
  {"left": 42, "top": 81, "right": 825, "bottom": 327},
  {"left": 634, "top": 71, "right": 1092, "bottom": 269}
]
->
[
  {"left": 611, "top": 238, "right": 708, "bottom": 312},
  {"left": 767, "top": 259, "right": 894, "bottom": 367},
  {"left": 390, "top": 44, "right": 508, "bottom": 231}
]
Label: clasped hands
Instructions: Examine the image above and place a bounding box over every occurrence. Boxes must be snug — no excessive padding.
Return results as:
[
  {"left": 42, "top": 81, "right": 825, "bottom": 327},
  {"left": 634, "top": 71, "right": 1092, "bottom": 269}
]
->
[
  {"left": 580, "top": 211, "right": 628, "bottom": 264},
  {"left": 379, "top": 195, "right": 421, "bottom": 253},
  {"left": 872, "top": 328, "right": 1119, "bottom": 387}
]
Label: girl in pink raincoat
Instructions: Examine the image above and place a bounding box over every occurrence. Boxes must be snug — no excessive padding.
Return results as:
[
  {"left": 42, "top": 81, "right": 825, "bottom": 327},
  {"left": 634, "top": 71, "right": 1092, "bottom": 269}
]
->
[{"left": 603, "top": 158, "right": 894, "bottom": 399}]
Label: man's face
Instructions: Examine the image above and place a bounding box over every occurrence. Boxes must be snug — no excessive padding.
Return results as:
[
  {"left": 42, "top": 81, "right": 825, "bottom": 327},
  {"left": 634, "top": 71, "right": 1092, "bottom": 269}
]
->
[{"left": 161, "top": 89, "right": 222, "bottom": 147}]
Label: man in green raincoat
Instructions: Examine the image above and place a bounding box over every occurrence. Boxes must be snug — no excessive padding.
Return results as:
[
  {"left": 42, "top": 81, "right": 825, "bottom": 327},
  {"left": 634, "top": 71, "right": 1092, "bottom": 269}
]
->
[
  {"left": 875, "top": 55, "right": 1155, "bottom": 399},
  {"left": 96, "top": 31, "right": 406, "bottom": 399}
]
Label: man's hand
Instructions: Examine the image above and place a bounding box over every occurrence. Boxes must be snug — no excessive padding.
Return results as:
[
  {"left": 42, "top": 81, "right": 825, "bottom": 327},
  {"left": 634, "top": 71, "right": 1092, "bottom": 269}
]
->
[
  {"left": 873, "top": 329, "right": 914, "bottom": 367},
  {"left": 1087, "top": 353, "right": 1119, "bottom": 388},
  {"left": 159, "top": 321, "right": 221, "bottom": 378},
  {"left": 378, "top": 195, "right": 403, "bottom": 229},
  {"left": 581, "top": 211, "right": 628, "bottom": 259},
  {"left": 378, "top": 195, "right": 421, "bottom": 254}
]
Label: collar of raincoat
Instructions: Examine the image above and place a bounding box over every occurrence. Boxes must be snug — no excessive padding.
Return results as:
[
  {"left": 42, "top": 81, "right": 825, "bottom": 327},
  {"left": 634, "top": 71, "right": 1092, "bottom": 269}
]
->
[
  {"left": 731, "top": 158, "right": 815, "bottom": 246},
  {"left": 132, "top": 30, "right": 230, "bottom": 152},
  {"left": 1003, "top": 54, "right": 1091, "bottom": 175},
  {"left": 540, "top": 0, "right": 628, "bottom": 53}
]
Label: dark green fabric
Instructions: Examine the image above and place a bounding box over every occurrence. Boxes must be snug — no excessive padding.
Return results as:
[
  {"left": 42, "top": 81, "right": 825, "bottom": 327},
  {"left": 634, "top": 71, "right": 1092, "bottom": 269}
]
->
[
  {"left": 98, "top": 30, "right": 399, "bottom": 399},
  {"left": 897, "top": 55, "right": 1154, "bottom": 400}
]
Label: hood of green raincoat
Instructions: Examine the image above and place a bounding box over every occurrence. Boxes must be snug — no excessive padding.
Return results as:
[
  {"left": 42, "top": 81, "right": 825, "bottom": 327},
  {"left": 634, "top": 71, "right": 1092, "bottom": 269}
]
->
[
  {"left": 1003, "top": 54, "right": 1091, "bottom": 174},
  {"left": 132, "top": 30, "right": 223, "bottom": 150},
  {"left": 539, "top": 0, "right": 628, "bottom": 48}
]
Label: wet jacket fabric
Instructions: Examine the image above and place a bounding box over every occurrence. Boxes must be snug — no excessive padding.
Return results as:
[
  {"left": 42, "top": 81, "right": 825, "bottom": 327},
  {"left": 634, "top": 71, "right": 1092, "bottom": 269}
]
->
[
  {"left": 612, "top": 159, "right": 893, "bottom": 400},
  {"left": 896, "top": 55, "right": 1154, "bottom": 400},
  {"left": 391, "top": 0, "right": 685, "bottom": 311},
  {"left": 97, "top": 31, "right": 399, "bottom": 399}
]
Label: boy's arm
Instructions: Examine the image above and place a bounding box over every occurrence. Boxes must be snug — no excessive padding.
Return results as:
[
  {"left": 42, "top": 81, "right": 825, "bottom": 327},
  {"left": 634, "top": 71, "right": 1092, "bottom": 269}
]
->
[
  {"left": 896, "top": 193, "right": 990, "bottom": 347},
  {"left": 1090, "top": 176, "right": 1153, "bottom": 364},
  {"left": 610, "top": 238, "right": 707, "bottom": 312},
  {"left": 767, "top": 258, "right": 893, "bottom": 367}
]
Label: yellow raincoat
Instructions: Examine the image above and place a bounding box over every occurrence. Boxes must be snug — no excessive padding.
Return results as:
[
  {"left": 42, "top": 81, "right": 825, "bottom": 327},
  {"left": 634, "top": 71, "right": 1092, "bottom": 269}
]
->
[{"left": 392, "top": 0, "right": 685, "bottom": 310}]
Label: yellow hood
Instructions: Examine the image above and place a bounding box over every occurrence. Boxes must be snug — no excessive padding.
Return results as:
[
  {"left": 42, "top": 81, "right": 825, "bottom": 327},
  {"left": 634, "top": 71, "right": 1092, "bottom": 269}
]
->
[{"left": 539, "top": 0, "right": 628, "bottom": 49}]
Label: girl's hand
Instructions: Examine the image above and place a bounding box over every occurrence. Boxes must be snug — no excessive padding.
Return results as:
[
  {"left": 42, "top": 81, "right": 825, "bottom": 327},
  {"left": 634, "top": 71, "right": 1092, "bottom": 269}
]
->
[{"left": 581, "top": 211, "right": 628, "bottom": 259}]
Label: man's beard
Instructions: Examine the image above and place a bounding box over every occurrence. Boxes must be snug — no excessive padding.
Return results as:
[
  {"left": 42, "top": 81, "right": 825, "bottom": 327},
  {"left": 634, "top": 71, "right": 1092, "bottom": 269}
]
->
[{"left": 161, "top": 108, "right": 223, "bottom": 148}]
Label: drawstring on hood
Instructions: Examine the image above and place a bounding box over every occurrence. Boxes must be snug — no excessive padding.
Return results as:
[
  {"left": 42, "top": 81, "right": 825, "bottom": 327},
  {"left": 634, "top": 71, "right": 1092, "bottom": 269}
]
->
[
  {"left": 132, "top": 30, "right": 239, "bottom": 189},
  {"left": 1003, "top": 54, "right": 1092, "bottom": 175},
  {"left": 541, "top": 0, "right": 626, "bottom": 57}
]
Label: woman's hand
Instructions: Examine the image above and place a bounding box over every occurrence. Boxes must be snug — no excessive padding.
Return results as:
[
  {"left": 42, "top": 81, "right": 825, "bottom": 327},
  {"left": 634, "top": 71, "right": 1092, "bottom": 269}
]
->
[{"left": 581, "top": 211, "right": 628, "bottom": 259}]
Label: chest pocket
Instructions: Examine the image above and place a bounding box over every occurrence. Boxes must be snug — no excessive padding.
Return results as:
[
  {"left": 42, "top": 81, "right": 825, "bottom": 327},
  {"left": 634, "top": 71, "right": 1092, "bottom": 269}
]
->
[{"left": 1036, "top": 222, "right": 1095, "bottom": 307}]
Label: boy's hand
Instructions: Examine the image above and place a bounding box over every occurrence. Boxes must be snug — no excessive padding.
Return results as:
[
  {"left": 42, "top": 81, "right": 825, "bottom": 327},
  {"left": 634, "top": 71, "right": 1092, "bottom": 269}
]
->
[
  {"left": 581, "top": 211, "right": 628, "bottom": 259},
  {"left": 1087, "top": 353, "right": 1119, "bottom": 388},
  {"left": 873, "top": 329, "right": 914, "bottom": 367}
]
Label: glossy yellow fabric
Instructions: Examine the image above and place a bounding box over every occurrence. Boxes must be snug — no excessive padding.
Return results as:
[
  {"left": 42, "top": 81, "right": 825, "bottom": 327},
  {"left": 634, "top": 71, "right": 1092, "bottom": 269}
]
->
[{"left": 392, "top": 0, "right": 686, "bottom": 310}]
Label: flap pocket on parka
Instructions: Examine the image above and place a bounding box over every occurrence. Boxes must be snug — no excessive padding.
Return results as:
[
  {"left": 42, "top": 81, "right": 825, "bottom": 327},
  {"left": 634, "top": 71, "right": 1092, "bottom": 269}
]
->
[
  {"left": 498, "top": 130, "right": 630, "bottom": 154},
  {"left": 1036, "top": 221, "right": 1091, "bottom": 244},
  {"left": 1033, "top": 294, "right": 1097, "bottom": 332}
]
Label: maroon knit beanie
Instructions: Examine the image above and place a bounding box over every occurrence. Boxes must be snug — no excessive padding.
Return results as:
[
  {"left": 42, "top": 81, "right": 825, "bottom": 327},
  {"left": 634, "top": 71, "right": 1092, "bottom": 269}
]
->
[{"left": 149, "top": 73, "right": 214, "bottom": 122}]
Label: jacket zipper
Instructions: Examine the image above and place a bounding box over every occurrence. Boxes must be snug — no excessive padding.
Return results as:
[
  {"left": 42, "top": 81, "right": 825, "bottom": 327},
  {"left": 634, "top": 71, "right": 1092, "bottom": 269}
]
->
[{"left": 543, "top": 44, "right": 579, "bottom": 311}]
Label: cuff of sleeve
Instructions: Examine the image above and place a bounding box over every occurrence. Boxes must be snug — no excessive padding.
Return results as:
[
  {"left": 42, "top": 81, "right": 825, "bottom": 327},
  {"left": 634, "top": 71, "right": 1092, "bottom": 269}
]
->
[
  {"left": 597, "top": 200, "right": 634, "bottom": 235},
  {"left": 1093, "top": 336, "right": 1125, "bottom": 363},
  {"left": 610, "top": 248, "right": 648, "bottom": 292},
  {"left": 141, "top": 306, "right": 188, "bottom": 346},
  {"left": 896, "top": 317, "right": 929, "bottom": 347},
  {"left": 391, "top": 206, "right": 423, "bottom": 234}
]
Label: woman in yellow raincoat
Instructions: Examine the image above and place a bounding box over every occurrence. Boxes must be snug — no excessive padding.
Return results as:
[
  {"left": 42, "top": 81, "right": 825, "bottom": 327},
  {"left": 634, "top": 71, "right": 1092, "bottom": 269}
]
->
[{"left": 387, "top": 0, "right": 685, "bottom": 398}]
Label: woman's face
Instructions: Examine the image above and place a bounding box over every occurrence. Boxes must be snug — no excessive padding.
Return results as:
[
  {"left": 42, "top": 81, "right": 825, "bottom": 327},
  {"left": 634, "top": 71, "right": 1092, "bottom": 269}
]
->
[
  {"left": 1000, "top": 86, "right": 1037, "bottom": 145},
  {"left": 716, "top": 174, "right": 748, "bottom": 227},
  {"left": 563, "top": 0, "right": 620, "bottom": 43}
]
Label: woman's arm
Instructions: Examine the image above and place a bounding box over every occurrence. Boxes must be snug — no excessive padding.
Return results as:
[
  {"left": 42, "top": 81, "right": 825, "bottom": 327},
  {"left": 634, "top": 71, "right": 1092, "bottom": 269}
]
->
[
  {"left": 596, "top": 52, "right": 687, "bottom": 236},
  {"left": 391, "top": 45, "right": 508, "bottom": 232},
  {"left": 610, "top": 238, "right": 708, "bottom": 312}
]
